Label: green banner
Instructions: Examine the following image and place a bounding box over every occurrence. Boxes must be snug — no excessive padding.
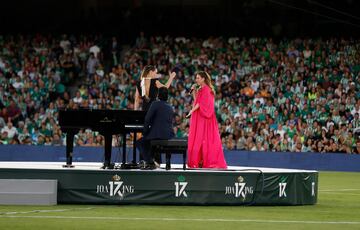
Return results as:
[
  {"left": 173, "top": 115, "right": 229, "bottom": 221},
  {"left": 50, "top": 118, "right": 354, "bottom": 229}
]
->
[{"left": 0, "top": 169, "right": 318, "bottom": 205}]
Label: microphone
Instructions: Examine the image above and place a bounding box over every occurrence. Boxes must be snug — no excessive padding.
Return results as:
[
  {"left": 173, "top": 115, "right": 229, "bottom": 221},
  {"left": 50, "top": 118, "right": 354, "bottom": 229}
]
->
[{"left": 188, "top": 84, "right": 198, "bottom": 94}]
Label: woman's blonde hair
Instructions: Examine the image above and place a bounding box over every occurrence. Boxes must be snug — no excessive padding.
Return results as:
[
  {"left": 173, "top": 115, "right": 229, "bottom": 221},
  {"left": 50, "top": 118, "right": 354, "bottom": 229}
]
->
[
  {"left": 196, "top": 71, "right": 215, "bottom": 94},
  {"left": 140, "top": 65, "right": 156, "bottom": 79}
]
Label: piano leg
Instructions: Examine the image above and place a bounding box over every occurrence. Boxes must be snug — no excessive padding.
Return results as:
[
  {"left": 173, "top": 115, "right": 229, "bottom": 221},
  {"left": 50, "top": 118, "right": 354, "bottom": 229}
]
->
[
  {"left": 63, "top": 132, "right": 75, "bottom": 168},
  {"left": 103, "top": 134, "right": 114, "bottom": 169},
  {"left": 120, "top": 132, "right": 140, "bottom": 169}
]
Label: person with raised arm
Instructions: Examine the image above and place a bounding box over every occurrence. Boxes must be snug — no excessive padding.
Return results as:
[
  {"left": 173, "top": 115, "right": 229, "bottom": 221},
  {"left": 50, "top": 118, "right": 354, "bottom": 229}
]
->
[{"left": 134, "top": 65, "right": 176, "bottom": 112}]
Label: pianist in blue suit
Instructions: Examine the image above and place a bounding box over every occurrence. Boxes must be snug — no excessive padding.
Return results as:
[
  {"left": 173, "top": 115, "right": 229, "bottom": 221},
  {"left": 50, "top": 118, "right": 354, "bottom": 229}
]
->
[{"left": 138, "top": 87, "right": 175, "bottom": 169}]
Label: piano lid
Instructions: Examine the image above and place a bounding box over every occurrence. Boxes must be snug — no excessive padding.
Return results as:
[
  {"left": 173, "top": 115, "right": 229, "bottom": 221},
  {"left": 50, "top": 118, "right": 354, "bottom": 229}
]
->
[{"left": 59, "top": 109, "right": 146, "bottom": 131}]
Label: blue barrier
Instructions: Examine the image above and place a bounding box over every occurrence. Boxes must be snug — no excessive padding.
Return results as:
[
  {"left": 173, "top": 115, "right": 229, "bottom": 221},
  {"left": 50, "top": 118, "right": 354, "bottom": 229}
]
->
[
  {"left": 0, "top": 145, "right": 359, "bottom": 172},
  {"left": 224, "top": 150, "right": 360, "bottom": 172}
]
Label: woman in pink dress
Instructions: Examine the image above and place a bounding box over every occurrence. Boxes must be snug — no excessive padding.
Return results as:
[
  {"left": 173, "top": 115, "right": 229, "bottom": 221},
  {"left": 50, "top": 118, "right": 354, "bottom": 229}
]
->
[{"left": 186, "top": 71, "right": 227, "bottom": 169}]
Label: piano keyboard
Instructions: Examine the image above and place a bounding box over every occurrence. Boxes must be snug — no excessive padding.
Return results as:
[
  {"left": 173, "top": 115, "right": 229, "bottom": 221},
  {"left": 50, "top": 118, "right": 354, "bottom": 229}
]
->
[{"left": 125, "top": 124, "right": 144, "bottom": 130}]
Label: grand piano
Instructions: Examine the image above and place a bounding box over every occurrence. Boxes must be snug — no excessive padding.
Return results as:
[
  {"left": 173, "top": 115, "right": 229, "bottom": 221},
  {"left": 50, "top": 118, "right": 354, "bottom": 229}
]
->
[{"left": 59, "top": 109, "right": 146, "bottom": 169}]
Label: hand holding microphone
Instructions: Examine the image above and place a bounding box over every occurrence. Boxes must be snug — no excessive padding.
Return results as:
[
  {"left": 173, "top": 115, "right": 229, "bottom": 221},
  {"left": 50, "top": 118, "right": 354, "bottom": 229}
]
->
[{"left": 188, "top": 84, "right": 197, "bottom": 94}]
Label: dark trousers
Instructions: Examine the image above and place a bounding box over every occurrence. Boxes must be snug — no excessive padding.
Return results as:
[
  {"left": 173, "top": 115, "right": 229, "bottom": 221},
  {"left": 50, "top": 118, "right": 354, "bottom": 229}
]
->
[
  {"left": 137, "top": 137, "right": 162, "bottom": 164},
  {"left": 137, "top": 138, "right": 152, "bottom": 163}
]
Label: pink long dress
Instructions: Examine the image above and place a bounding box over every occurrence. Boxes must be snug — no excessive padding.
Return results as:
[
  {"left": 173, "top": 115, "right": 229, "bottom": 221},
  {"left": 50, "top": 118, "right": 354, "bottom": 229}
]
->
[{"left": 187, "top": 85, "right": 227, "bottom": 169}]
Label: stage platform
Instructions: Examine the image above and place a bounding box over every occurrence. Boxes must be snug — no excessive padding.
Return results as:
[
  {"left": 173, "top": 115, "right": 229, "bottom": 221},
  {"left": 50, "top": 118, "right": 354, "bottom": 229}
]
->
[{"left": 0, "top": 162, "right": 318, "bottom": 205}]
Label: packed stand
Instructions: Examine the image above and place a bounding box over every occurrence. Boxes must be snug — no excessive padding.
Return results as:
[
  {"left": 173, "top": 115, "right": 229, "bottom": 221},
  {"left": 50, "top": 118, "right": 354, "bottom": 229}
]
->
[
  {"left": 1, "top": 34, "right": 360, "bottom": 154},
  {"left": 0, "top": 34, "right": 107, "bottom": 146}
]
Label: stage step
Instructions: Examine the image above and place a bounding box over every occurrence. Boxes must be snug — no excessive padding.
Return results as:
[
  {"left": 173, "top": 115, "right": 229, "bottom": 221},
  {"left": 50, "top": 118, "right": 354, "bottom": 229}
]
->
[{"left": 0, "top": 179, "right": 57, "bottom": 205}]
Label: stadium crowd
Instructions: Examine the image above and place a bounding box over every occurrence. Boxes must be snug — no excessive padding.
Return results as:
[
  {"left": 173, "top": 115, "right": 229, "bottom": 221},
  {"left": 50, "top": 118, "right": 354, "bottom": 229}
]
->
[{"left": 1, "top": 33, "right": 360, "bottom": 154}]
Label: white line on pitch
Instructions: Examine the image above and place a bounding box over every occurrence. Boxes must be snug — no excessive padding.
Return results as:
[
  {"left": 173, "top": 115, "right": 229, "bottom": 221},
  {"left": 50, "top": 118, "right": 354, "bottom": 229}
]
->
[
  {"left": 0, "top": 208, "right": 93, "bottom": 215},
  {"left": 320, "top": 192, "right": 360, "bottom": 196},
  {"left": 319, "top": 189, "right": 360, "bottom": 192},
  {"left": 0, "top": 216, "right": 359, "bottom": 225}
]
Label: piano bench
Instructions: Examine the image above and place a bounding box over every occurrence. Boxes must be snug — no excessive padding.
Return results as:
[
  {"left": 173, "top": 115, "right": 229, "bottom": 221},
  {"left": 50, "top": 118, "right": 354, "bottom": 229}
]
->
[{"left": 150, "top": 138, "right": 188, "bottom": 170}]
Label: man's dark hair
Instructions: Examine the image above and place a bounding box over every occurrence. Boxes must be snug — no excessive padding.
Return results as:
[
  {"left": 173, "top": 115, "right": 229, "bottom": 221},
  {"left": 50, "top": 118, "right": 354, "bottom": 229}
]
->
[{"left": 158, "top": 87, "right": 168, "bottom": 101}]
